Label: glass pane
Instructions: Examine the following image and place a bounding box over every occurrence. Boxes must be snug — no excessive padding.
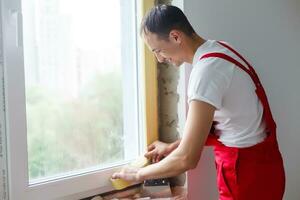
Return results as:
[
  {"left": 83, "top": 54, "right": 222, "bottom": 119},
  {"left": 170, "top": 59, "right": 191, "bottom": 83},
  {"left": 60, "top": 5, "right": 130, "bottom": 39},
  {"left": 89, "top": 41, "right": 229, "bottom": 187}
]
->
[{"left": 22, "top": 0, "right": 139, "bottom": 181}]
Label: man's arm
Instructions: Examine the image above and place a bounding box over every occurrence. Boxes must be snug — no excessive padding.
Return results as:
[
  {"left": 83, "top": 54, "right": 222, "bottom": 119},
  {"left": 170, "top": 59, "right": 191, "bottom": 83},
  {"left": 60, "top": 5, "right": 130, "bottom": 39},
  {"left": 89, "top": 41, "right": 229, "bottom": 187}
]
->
[{"left": 137, "top": 100, "right": 215, "bottom": 180}]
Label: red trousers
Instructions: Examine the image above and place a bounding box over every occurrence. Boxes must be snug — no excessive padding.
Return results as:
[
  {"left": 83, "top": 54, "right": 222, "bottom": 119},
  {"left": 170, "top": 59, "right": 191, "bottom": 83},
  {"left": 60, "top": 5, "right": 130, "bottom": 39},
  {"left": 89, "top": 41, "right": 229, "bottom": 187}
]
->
[{"left": 214, "top": 134, "right": 285, "bottom": 200}]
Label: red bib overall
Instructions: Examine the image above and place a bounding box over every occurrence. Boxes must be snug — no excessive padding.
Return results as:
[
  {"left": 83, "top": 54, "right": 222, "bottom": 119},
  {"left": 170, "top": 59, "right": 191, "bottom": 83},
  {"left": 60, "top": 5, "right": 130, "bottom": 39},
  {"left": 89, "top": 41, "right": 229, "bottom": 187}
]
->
[{"left": 201, "top": 41, "right": 285, "bottom": 200}]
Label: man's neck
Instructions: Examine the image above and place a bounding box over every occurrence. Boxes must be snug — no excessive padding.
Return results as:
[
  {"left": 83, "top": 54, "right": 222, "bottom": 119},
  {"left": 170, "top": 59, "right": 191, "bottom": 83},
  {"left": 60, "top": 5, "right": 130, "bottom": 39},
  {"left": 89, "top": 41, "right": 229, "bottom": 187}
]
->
[{"left": 186, "top": 35, "right": 206, "bottom": 64}]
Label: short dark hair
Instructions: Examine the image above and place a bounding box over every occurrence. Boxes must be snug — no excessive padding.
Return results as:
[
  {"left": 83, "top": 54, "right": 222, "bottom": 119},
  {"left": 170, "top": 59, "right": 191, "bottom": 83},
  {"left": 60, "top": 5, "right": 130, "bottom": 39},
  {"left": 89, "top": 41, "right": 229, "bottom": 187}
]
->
[{"left": 140, "top": 4, "right": 196, "bottom": 40}]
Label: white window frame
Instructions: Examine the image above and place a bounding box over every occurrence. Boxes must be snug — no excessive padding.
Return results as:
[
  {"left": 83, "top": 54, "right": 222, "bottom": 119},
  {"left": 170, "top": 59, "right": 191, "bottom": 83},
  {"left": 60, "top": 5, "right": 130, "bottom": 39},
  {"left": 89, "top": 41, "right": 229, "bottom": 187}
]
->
[{"left": 0, "top": 0, "right": 158, "bottom": 199}]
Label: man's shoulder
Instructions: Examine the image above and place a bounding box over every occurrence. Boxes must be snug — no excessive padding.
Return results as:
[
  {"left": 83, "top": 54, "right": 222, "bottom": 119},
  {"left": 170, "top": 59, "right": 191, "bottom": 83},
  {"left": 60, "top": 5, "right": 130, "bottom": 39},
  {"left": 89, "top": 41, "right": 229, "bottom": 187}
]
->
[{"left": 194, "top": 40, "right": 234, "bottom": 62}]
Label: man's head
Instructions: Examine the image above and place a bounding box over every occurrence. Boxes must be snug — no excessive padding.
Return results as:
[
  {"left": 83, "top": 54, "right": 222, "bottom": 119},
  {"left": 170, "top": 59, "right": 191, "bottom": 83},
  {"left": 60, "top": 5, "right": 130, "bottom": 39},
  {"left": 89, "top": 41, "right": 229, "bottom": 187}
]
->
[{"left": 140, "top": 4, "right": 197, "bottom": 66}]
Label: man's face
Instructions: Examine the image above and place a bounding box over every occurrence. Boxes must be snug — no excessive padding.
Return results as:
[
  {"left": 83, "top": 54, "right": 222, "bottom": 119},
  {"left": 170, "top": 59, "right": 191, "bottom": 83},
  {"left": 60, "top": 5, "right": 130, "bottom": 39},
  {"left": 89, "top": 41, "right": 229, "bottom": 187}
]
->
[{"left": 143, "top": 31, "right": 184, "bottom": 66}]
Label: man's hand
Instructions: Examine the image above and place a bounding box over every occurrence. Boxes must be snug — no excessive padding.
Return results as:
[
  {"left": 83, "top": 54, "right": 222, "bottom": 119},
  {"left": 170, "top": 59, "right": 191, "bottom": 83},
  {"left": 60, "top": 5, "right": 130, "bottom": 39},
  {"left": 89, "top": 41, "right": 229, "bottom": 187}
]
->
[
  {"left": 111, "top": 166, "right": 143, "bottom": 182},
  {"left": 144, "top": 140, "right": 174, "bottom": 163}
]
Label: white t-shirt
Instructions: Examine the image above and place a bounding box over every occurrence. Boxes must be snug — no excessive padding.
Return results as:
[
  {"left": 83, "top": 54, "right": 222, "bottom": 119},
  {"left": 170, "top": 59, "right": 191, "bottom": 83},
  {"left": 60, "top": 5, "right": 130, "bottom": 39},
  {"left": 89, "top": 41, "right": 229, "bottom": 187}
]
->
[{"left": 188, "top": 40, "right": 267, "bottom": 148}]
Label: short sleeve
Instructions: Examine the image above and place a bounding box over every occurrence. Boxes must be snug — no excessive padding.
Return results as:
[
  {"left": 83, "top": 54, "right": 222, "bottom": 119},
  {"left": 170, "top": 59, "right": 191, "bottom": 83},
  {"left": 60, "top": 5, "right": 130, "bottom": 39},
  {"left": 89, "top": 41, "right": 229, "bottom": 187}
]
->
[{"left": 187, "top": 57, "right": 234, "bottom": 109}]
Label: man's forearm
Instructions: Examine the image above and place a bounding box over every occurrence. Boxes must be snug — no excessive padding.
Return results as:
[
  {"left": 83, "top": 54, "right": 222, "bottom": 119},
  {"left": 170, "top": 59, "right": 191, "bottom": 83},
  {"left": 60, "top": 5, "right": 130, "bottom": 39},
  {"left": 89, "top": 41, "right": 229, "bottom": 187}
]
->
[{"left": 138, "top": 146, "right": 190, "bottom": 180}]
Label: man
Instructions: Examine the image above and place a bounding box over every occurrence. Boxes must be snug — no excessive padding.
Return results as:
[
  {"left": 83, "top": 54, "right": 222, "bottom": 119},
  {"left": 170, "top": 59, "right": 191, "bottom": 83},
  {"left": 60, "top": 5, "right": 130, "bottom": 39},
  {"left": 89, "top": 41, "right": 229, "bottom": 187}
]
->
[{"left": 112, "top": 4, "right": 285, "bottom": 200}]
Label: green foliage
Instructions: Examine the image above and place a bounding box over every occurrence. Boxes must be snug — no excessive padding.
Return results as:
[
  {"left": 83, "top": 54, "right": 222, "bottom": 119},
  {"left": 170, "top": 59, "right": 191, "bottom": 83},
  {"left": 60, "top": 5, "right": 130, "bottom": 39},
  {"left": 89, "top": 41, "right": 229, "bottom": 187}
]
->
[{"left": 26, "top": 72, "right": 124, "bottom": 180}]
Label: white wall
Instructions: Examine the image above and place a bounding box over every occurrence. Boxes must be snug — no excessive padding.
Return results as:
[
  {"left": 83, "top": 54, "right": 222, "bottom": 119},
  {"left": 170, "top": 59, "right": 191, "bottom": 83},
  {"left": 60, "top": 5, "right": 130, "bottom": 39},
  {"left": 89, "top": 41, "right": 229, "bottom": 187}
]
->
[{"left": 183, "top": 0, "right": 300, "bottom": 199}]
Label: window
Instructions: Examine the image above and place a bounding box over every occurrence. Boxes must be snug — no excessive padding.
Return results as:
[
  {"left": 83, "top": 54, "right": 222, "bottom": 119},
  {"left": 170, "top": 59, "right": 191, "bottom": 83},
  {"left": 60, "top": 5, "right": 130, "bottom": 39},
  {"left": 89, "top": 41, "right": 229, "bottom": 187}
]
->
[
  {"left": 2, "top": 0, "right": 158, "bottom": 199},
  {"left": 23, "top": 0, "right": 140, "bottom": 183}
]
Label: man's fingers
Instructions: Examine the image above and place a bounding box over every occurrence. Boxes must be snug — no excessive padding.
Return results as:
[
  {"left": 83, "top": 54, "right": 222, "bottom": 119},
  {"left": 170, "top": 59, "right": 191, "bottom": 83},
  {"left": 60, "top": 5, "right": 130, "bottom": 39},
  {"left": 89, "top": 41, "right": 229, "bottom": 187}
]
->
[
  {"left": 147, "top": 144, "right": 155, "bottom": 151},
  {"left": 111, "top": 167, "right": 139, "bottom": 181},
  {"left": 152, "top": 154, "right": 158, "bottom": 163},
  {"left": 156, "top": 155, "right": 163, "bottom": 162},
  {"left": 111, "top": 172, "right": 121, "bottom": 179},
  {"left": 112, "top": 172, "right": 130, "bottom": 180},
  {"left": 144, "top": 152, "right": 151, "bottom": 158},
  {"left": 144, "top": 150, "right": 156, "bottom": 158}
]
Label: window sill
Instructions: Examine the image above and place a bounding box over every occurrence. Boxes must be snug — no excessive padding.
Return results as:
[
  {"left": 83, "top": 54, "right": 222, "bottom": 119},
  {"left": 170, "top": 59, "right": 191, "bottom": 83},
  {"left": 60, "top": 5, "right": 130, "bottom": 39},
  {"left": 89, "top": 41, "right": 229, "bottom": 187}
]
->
[{"left": 26, "top": 164, "right": 133, "bottom": 200}]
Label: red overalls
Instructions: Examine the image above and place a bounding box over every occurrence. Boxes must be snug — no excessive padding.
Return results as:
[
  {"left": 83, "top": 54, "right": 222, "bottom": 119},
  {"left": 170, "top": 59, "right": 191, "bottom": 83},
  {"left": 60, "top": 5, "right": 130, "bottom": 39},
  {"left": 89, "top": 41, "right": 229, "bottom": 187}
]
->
[{"left": 201, "top": 41, "right": 285, "bottom": 200}]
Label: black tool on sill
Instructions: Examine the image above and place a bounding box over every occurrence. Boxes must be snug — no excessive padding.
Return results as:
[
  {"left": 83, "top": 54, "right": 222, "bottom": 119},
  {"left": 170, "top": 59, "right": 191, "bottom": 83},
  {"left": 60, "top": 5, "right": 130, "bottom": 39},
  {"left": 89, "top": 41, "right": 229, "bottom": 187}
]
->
[{"left": 141, "top": 178, "right": 172, "bottom": 198}]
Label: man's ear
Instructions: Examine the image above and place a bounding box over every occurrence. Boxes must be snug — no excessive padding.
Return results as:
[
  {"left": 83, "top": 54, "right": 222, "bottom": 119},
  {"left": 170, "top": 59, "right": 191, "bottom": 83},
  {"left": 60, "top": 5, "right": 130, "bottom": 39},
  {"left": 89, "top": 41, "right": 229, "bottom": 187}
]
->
[{"left": 169, "top": 30, "right": 182, "bottom": 44}]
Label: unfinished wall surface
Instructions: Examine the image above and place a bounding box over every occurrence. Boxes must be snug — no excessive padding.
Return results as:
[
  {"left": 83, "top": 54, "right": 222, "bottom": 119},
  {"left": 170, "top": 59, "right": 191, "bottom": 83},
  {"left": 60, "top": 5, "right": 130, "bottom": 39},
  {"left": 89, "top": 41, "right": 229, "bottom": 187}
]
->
[
  {"left": 157, "top": 63, "right": 186, "bottom": 187},
  {"left": 157, "top": 63, "right": 180, "bottom": 144}
]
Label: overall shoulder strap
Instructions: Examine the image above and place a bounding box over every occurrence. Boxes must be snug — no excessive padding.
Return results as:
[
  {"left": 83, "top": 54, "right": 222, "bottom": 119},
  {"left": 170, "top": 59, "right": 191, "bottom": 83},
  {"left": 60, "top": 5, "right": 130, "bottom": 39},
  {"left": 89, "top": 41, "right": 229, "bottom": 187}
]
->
[{"left": 200, "top": 41, "right": 276, "bottom": 133}]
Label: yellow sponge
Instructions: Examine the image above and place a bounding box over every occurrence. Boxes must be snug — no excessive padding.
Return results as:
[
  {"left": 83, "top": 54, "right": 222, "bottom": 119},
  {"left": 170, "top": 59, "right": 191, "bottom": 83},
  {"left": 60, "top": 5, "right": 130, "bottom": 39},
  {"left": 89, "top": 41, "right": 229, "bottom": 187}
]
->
[
  {"left": 110, "top": 178, "right": 132, "bottom": 190},
  {"left": 111, "top": 156, "right": 149, "bottom": 190}
]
